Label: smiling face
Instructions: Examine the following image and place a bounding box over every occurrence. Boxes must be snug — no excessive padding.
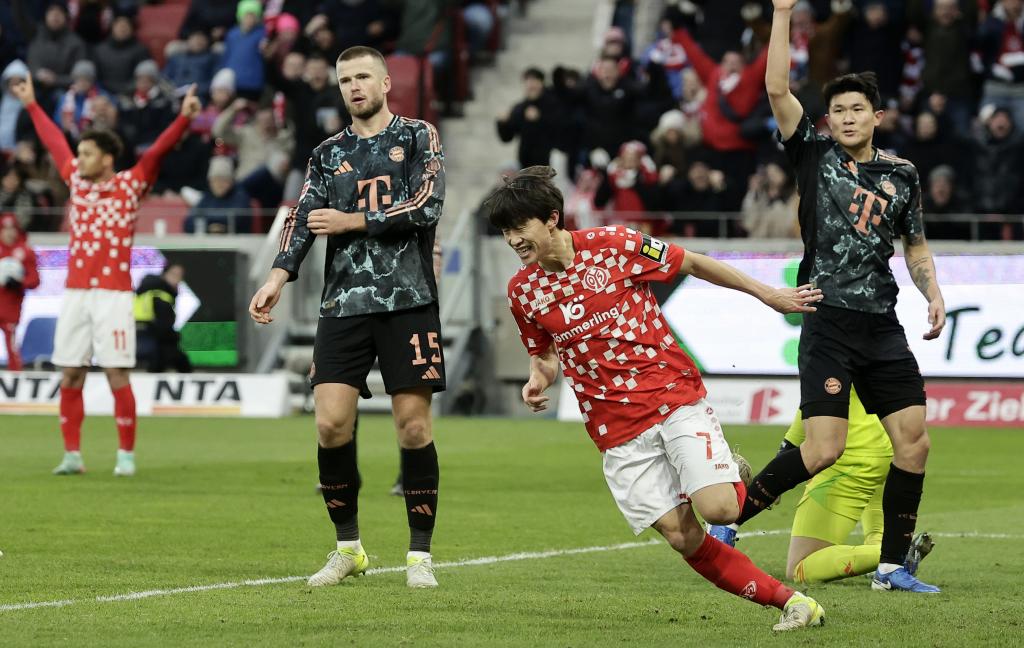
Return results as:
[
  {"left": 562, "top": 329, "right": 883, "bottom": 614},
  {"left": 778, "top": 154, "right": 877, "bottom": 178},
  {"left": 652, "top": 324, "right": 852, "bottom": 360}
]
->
[
  {"left": 501, "top": 212, "right": 560, "bottom": 266},
  {"left": 337, "top": 55, "right": 390, "bottom": 119},
  {"left": 826, "top": 91, "right": 882, "bottom": 150}
]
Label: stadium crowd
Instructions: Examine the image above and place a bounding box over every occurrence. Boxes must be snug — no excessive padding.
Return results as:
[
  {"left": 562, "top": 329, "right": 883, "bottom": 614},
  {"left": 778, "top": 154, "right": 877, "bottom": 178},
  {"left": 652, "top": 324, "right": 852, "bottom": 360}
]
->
[
  {"left": 0, "top": 0, "right": 510, "bottom": 233},
  {"left": 495, "top": 0, "right": 1024, "bottom": 240}
]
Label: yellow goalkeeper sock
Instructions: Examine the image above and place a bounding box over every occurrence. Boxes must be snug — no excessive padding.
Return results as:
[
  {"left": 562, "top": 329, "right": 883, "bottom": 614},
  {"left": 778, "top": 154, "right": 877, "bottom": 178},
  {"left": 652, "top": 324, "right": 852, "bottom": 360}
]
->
[{"left": 793, "top": 544, "right": 880, "bottom": 584}]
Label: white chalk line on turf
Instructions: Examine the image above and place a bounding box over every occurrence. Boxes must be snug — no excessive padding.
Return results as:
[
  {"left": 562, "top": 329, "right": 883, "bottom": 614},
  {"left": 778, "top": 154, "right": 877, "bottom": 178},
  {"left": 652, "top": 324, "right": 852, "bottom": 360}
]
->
[{"left": 2, "top": 529, "right": 1021, "bottom": 613}]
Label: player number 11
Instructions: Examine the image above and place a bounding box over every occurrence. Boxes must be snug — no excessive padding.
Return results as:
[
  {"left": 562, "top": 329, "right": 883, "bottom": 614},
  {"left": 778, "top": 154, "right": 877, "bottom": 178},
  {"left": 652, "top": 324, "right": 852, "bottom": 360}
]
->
[
  {"left": 112, "top": 329, "right": 128, "bottom": 351},
  {"left": 409, "top": 332, "right": 441, "bottom": 365}
]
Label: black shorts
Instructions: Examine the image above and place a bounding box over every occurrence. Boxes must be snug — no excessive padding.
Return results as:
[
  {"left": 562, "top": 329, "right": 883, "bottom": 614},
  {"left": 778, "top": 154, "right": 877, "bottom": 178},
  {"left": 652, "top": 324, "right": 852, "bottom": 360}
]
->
[
  {"left": 310, "top": 303, "right": 446, "bottom": 397},
  {"left": 799, "top": 304, "right": 925, "bottom": 420}
]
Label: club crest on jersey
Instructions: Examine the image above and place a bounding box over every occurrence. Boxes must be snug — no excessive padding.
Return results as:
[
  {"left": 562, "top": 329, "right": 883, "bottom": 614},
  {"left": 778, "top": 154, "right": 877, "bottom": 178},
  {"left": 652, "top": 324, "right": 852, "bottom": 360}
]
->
[
  {"left": 582, "top": 266, "right": 611, "bottom": 292},
  {"left": 881, "top": 180, "right": 896, "bottom": 196},
  {"left": 640, "top": 235, "right": 666, "bottom": 262},
  {"left": 389, "top": 146, "right": 405, "bottom": 162}
]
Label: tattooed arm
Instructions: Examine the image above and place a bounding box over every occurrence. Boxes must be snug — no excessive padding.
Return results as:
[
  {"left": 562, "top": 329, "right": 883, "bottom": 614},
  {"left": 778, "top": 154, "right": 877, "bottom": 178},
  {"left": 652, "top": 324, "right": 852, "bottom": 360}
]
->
[{"left": 903, "top": 230, "right": 945, "bottom": 340}]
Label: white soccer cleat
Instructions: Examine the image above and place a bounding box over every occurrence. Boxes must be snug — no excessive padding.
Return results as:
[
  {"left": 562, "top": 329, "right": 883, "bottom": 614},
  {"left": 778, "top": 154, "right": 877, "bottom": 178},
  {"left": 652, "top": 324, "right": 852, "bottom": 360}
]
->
[
  {"left": 52, "top": 451, "right": 85, "bottom": 475},
  {"left": 406, "top": 553, "right": 438, "bottom": 589},
  {"left": 113, "top": 450, "right": 136, "bottom": 477},
  {"left": 772, "top": 591, "right": 825, "bottom": 632},
  {"left": 307, "top": 547, "right": 369, "bottom": 587}
]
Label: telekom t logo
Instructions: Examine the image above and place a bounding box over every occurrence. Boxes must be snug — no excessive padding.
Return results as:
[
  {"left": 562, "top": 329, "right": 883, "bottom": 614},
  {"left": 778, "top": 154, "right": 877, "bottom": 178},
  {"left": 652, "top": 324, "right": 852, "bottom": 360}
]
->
[
  {"left": 749, "top": 388, "right": 781, "bottom": 423},
  {"left": 558, "top": 301, "right": 585, "bottom": 324},
  {"left": 357, "top": 175, "right": 393, "bottom": 211},
  {"left": 848, "top": 186, "right": 888, "bottom": 234}
]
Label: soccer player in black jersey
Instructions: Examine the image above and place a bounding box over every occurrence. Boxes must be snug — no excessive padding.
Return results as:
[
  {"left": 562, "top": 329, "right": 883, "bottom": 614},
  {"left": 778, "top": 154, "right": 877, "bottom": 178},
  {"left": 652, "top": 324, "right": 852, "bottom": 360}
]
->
[
  {"left": 709, "top": 0, "right": 944, "bottom": 593},
  {"left": 249, "top": 46, "right": 445, "bottom": 589}
]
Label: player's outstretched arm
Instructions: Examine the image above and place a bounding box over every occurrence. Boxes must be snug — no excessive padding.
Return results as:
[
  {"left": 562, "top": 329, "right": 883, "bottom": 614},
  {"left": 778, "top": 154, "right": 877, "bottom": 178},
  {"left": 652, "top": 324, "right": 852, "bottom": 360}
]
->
[
  {"left": 766, "top": 0, "right": 804, "bottom": 140},
  {"left": 679, "top": 251, "right": 823, "bottom": 314},
  {"left": 137, "top": 84, "right": 201, "bottom": 181},
  {"left": 248, "top": 268, "right": 290, "bottom": 325},
  {"left": 522, "top": 343, "right": 559, "bottom": 413},
  {"left": 11, "top": 71, "right": 74, "bottom": 179},
  {"left": 903, "top": 231, "right": 945, "bottom": 340}
]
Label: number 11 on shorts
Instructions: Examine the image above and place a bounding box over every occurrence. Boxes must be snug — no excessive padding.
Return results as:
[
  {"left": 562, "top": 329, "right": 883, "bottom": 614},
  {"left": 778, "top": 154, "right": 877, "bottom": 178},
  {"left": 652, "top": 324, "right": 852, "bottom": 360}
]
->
[{"left": 113, "top": 329, "right": 127, "bottom": 351}]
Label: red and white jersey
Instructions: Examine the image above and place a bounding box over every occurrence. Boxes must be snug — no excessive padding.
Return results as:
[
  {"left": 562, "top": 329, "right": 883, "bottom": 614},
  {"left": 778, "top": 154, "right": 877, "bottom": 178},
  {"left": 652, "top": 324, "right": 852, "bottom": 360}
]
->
[
  {"left": 64, "top": 161, "right": 153, "bottom": 291},
  {"left": 508, "top": 225, "right": 706, "bottom": 452}
]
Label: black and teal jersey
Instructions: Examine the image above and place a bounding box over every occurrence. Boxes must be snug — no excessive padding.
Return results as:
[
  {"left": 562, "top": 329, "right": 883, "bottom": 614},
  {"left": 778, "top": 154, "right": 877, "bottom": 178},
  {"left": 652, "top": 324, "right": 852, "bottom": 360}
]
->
[
  {"left": 273, "top": 114, "right": 445, "bottom": 317},
  {"left": 780, "top": 114, "right": 925, "bottom": 314}
]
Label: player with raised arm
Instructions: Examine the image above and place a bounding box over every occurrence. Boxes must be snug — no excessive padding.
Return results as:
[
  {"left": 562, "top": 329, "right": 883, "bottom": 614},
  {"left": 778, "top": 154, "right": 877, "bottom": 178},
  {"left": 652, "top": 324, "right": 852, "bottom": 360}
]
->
[
  {"left": 11, "top": 72, "right": 201, "bottom": 477},
  {"left": 487, "top": 166, "right": 826, "bottom": 632},
  {"left": 707, "top": 0, "right": 945, "bottom": 594},
  {"left": 249, "top": 46, "right": 445, "bottom": 589}
]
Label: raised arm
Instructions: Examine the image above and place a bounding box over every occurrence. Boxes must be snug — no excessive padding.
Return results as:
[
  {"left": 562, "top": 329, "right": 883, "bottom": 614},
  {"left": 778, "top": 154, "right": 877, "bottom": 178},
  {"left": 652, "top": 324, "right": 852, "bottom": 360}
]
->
[
  {"left": 136, "top": 84, "right": 200, "bottom": 182},
  {"left": 670, "top": 28, "right": 718, "bottom": 85},
  {"left": 679, "top": 250, "right": 822, "bottom": 313},
  {"left": 765, "top": 0, "right": 805, "bottom": 140},
  {"left": 11, "top": 72, "right": 74, "bottom": 181}
]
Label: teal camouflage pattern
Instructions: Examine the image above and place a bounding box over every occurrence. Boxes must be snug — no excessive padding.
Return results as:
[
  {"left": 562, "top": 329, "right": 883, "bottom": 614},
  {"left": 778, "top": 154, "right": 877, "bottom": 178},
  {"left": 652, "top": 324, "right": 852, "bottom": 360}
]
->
[
  {"left": 273, "top": 114, "right": 444, "bottom": 317},
  {"left": 781, "top": 114, "right": 925, "bottom": 314}
]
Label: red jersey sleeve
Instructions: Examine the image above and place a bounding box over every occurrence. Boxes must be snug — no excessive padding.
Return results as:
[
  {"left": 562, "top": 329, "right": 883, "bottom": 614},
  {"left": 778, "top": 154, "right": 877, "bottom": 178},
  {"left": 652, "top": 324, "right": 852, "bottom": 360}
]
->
[
  {"left": 620, "top": 227, "right": 684, "bottom": 283},
  {"left": 507, "top": 279, "right": 554, "bottom": 356},
  {"left": 134, "top": 115, "right": 190, "bottom": 184},
  {"left": 20, "top": 245, "right": 40, "bottom": 290},
  {"left": 26, "top": 102, "right": 74, "bottom": 182}
]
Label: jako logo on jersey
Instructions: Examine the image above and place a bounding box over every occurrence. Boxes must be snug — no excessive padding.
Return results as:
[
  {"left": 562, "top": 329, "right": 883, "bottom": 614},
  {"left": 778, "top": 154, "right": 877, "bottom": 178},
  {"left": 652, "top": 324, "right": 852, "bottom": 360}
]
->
[
  {"left": 553, "top": 305, "right": 621, "bottom": 343},
  {"left": 558, "top": 301, "right": 586, "bottom": 324},
  {"left": 532, "top": 293, "right": 556, "bottom": 310},
  {"left": 582, "top": 266, "right": 611, "bottom": 292}
]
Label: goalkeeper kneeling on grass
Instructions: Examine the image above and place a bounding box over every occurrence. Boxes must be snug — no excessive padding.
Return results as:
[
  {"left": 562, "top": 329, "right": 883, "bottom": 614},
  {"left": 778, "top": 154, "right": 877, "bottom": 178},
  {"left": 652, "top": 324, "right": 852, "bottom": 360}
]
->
[
  {"left": 781, "top": 387, "right": 935, "bottom": 584},
  {"left": 0, "top": 212, "right": 39, "bottom": 371}
]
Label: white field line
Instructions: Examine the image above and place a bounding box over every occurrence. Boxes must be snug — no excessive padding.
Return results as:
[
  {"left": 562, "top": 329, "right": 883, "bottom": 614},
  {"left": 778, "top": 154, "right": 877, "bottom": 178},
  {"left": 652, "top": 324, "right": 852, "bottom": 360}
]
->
[{"left": 1, "top": 528, "right": 1020, "bottom": 613}]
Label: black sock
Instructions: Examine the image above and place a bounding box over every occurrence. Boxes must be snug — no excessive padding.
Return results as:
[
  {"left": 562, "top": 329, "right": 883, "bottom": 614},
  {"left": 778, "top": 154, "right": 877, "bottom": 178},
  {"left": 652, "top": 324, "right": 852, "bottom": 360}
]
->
[
  {"left": 401, "top": 442, "right": 438, "bottom": 553},
  {"left": 777, "top": 438, "right": 797, "bottom": 455},
  {"left": 880, "top": 463, "right": 925, "bottom": 565},
  {"left": 736, "top": 447, "right": 812, "bottom": 525},
  {"left": 318, "top": 440, "right": 360, "bottom": 540}
]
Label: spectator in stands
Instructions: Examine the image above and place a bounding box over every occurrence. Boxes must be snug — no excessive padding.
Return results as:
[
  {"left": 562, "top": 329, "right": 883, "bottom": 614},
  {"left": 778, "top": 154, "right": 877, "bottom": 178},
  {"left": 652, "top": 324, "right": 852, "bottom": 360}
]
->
[
  {"left": 55, "top": 61, "right": 111, "bottom": 139},
  {"left": 873, "top": 98, "right": 910, "bottom": 153},
  {"left": 910, "top": 0, "right": 979, "bottom": 133},
  {"left": 82, "top": 94, "right": 134, "bottom": 169},
  {"left": 185, "top": 156, "right": 251, "bottom": 234},
  {"left": 496, "top": 67, "right": 560, "bottom": 168},
  {"left": 389, "top": 0, "right": 458, "bottom": 111},
  {"left": 304, "top": 22, "right": 339, "bottom": 61},
  {"left": 213, "top": 99, "right": 294, "bottom": 179},
  {"left": 180, "top": 0, "right": 237, "bottom": 43},
  {"left": 740, "top": 161, "right": 799, "bottom": 239},
  {"left": 846, "top": 1, "right": 905, "bottom": 101},
  {"left": 221, "top": 0, "right": 267, "bottom": 101},
  {"left": 666, "top": 159, "right": 729, "bottom": 237},
  {"left": 633, "top": 61, "right": 677, "bottom": 135},
  {"left": 1, "top": 60, "right": 32, "bottom": 155},
  {"left": 642, "top": 18, "right": 689, "bottom": 101},
  {"left": 579, "top": 55, "right": 638, "bottom": 164},
  {"left": 26, "top": 3, "right": 86, "bottom": 94},
  {"left": 922, "top": 165, "right": 972, "bottom": 239},
  {"left": 678, "top": 67, "right": 706, "bottom": 129},
  {"left": 306, "top": 0, "right": 398, "bottom": 54},
  {"left": 550, "top": 65, "right": 585, "bottom": 175},
  {"left": 901, "top": 111, "right": 963, "bottom": 184},
  {"left": 92, "top": 8, "right": 150, "bottom": 97},
  {"left": 12, "top": 139, "right": 66, "bottom": 220},
  {"left": 594, "top": 26, "right": 634, "bottom": 79},
  {"left": 0, "top": 212, "right": 39, "bottom": 371},
  {"left": 594, "top": 141, "right": 660, "bottom": 228},
  {"left": 190, "top": 68, "right": 236, "bottom": 139},
  {"left": 651, "top": 109, "right": 696, "bottom": 177},
  {"left": 240, "top": 149, "right": 290, "bottom": 210},
  {"left": 120, "top": 60, "right": 175, "bottom": 154},
  {"left": 135, "top": 262, "right": 192, "bottom": 373},
  {"left": 164, "top": 29, "right": 220, "bottom": 100},
  {"left": 73, "top": 0, "right": 112, "bottom": 46},
  {"left": 0, "top": 163, "right": 35, "bottom": 229},
  {"left": 152, "top": 128, "right": 212, "bottom": 197},
  {"left": 979, "top": 0, "right": 1024, "bottom": 129},
  {"left": 670, "top": 28, "right": 768, "bottom": 206},
  {"left": 970, "top": 105, "right": 1024, "bottom": 219},
  {"left": 462, "top": 1, "right": 498, "bottom": 59}
]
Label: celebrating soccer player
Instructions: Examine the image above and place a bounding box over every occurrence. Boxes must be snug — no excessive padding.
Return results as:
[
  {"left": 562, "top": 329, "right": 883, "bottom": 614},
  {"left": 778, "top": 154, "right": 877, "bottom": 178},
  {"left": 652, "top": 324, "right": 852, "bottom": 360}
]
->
[
  {"left": 249, "top": 46, "right": 445, "bottom": 589},
  {"left": 707, "top": 0, "right": 945, "bottom": 594},
  {"left": 488, "top": 166, "right": 826, "bottom": 632},
  {"left": 11, "top": 72, "right": 201, "bottom": 477}
]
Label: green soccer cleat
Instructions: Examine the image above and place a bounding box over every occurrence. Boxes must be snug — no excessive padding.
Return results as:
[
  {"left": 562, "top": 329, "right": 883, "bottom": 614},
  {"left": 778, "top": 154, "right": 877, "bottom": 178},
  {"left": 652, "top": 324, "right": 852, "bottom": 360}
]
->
[
  {"left": 307, "top": 547, "right": 369, "bottom": 587},
  {"left": 773, "top": 592, "right": 825, "bottom": 632},
  {"left": 406, "top": 553, "right": 438, "bottom": 589},
  {"left": 52, "top": 451, "right": 85, "bottom": 475},
  {"left": 113, "top": 450, "right": 136, "bottom": 477}
]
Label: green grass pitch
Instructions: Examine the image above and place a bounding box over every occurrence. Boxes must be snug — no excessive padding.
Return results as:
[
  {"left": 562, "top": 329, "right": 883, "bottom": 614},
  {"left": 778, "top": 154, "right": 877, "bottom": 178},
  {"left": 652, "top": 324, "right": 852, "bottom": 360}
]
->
[{"left": 1, "top": 415, "right": 1022, "bottom": 646}]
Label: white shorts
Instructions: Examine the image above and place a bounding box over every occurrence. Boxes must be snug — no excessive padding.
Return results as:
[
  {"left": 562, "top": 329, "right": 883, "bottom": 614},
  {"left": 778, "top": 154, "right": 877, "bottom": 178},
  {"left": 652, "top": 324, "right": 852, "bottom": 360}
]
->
[
  {"left": 602, "top": 399, "right": 741, "bottom": 535},
  {"left": 52, "top": 289, "right": 136, "bottom": 368}
]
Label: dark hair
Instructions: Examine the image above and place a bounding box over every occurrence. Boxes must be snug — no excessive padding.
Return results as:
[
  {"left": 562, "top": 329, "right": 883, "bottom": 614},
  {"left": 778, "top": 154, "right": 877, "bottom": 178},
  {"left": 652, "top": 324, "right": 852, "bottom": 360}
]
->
[
  {"left": 337, "top": 46, "right": 388, "bottom": 72},
  {"left": 598, "top": 54, "right": 619, "bottom": 65},
  {"left": 483, "top": 166, "right": 564, "bottom": 231},
  {"left": 522, "top": 67, "right": 545, "bottom": 82},
  {"left": 822, "top": 72, "right": 882, "bottom": 111},
  {"left": 79, "top": 129, "right": 124, "bottom": 160}
]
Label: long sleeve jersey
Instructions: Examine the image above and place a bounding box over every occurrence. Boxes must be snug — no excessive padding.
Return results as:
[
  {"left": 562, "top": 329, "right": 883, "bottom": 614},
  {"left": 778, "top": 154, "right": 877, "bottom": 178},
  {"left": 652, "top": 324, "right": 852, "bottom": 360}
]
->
[{"left": 273, "top": 114, "right": 445, "bottom": 318}]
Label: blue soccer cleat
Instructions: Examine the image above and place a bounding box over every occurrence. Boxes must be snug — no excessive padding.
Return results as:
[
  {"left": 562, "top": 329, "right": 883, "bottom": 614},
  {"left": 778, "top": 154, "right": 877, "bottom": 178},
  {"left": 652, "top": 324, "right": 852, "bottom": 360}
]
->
[
  {"left": 872, "top": 566, "right": 940, "bottom": 593},
  {"left": 708, "top": 524, "right": 738, "bottom": 547}
]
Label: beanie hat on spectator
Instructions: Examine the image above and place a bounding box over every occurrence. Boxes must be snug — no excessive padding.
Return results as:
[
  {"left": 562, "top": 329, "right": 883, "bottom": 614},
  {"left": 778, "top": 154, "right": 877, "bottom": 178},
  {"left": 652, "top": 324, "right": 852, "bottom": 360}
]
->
[
  {"left": 211, "top": 68, "right": 236, "bottom": 94},
  {"left": 269, "top": 12, "right": 300, "bottom": 36},
  {"left": 2, "top": 60, "right": 30, "bottom": 85},
  {"left": 652, "top": 109, "right": 687, "bottom": 140},
  {"left": 71, "top": 60, "right": 97, "bottom": 82},
  {"left": 928, "top": 165, "right": 955, "bottom": 183},
  {"left": 0, "top": 212, "right": 25, "bottom": 242},
  {"left": 208, "top": 156, "right": 235, "bottom": 180},
  {"left": 45, "top": 1, "right": 68, "bottom": 15},
  {"left": 618, "top": 140, "right": 647, "bottom": 157},
  {"left": 236, "top": 0, "right": 263, "bottom": 22},
  {"left": 604, "top": 27, "right": 626, "bottom": 44},
  {"left": 134, "top": 60, "right": 160, "bottom": 81}
]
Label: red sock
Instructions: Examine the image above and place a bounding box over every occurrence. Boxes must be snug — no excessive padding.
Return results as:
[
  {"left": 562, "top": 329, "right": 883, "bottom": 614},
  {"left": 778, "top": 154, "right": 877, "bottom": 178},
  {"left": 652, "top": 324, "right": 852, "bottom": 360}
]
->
[
  {"left": 112, "top": 384, "right": 136, "bottom": 451},
  {"left": 59, "top": 386, "right": 84, "bottom": 452},
  {"left": 685, "top": 534, "right": 794, "bottom": 609}
]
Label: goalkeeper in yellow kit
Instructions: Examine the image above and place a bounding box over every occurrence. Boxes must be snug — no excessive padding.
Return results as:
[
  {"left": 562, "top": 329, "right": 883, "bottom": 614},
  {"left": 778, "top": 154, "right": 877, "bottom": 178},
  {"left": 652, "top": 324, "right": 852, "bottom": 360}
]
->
[{"left": 783, "top": 388, "right": 934, "bottom": 584}]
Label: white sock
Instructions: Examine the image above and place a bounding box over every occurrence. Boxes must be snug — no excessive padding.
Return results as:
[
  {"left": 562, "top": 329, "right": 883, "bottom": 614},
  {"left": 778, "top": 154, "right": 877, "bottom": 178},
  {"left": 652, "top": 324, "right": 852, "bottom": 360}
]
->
[
  {"left": 408, "top": 550, "right": 431, "bottom": 561},
  {"left": 727, "top": 523, "right": 739, "bottom": 531},
  {"left": 877, "top": 562, "right": 901, "bottom": 575},
  {"left": 337, "top": 540, "right": 361, "bottom": 552}
]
